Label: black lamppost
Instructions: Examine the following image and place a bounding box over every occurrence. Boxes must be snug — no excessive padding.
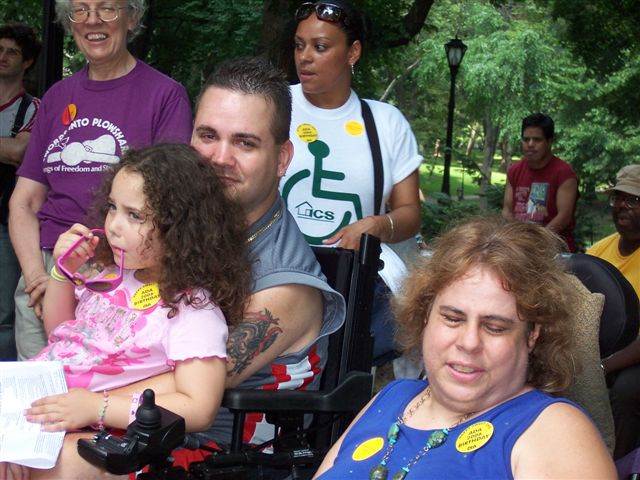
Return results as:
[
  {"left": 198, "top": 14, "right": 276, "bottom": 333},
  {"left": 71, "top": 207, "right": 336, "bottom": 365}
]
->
[
  {"left": 39, "top": 0, "right": 64, "bottom": 96},
  {"left": 441, "top": 37, "right": 467, "bottom": 195}
]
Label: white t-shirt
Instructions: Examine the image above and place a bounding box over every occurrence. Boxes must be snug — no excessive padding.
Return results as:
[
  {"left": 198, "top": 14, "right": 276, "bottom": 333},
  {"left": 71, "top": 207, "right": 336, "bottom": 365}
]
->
[
  {"left": 282, "top": 84, "right": 423, "bottom": 287},
  {"left": 283, "top": 84, "right": 422, "bottom": 244}
]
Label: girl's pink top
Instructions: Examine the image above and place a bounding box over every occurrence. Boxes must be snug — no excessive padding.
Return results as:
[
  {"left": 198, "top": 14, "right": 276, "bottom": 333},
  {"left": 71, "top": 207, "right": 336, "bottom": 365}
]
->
[{"left": 33, "top": 269, "right": 227, "bottom": 391}]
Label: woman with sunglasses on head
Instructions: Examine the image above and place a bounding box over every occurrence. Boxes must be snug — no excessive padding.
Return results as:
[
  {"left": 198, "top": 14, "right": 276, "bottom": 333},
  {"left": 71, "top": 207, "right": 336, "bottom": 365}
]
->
[
  {"left": 9, "top": 0, "right": 192, "bottom": 362},
  {"left": 1, "top": 144, "right": 251, "bottom": 479},
  {"left": 281, "top": 1, "right": 422, "bottom": 363}
]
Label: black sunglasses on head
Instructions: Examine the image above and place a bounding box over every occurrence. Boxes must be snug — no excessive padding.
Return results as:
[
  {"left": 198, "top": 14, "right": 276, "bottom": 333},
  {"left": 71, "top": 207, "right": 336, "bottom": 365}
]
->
[{"left": 295, "top": 2, "right": 351, "bottom": 27}]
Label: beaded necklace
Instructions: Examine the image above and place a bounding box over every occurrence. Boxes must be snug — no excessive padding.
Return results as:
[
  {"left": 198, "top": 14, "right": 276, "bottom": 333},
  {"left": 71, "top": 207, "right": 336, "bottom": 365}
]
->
[{"left": 369, "top": 387, "right": 474, "bottom": 480}]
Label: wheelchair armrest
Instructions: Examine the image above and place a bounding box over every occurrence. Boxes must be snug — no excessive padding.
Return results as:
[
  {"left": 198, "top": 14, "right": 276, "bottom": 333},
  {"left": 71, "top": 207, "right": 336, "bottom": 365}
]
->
[{"left": 222, "top": 370, "right": 373, "bottom": 414}]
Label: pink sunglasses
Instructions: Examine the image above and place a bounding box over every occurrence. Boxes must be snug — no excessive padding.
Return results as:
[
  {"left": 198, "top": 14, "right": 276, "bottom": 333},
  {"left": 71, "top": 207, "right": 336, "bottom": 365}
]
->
[{"left": 56, "top": 229, "right": 124, "bottom": 292}]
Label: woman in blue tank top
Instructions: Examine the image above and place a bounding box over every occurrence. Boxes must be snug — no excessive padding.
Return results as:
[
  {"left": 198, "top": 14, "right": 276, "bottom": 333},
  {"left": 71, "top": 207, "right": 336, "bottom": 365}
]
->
[{"left": 314, "top": 217, "right": 616, "bottom": 479}]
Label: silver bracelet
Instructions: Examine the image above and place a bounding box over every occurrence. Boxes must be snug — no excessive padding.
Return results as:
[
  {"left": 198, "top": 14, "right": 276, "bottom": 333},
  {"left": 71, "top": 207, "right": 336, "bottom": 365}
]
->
[{"left": 385, "top": 214, "right": 395, "bottom": 241}]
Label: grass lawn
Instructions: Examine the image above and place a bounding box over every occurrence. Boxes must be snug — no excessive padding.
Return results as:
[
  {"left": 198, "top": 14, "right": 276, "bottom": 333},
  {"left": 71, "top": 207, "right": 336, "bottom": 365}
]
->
[{"left": 419, "top": 158, "right": 506, "bottom": 197}]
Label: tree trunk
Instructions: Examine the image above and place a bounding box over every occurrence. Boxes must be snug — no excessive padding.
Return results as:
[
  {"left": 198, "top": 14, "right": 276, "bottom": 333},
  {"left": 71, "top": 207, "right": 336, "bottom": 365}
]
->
[
  {"left": 465, "top": 123, "right": 479, "bottom": 156},
  {"left": 379, "top": 58, "right": 421, "bottom": 102},
  {"left": 386, "top": 0, "right": 436, "bottom": 47},
  {"left": 499, "top": 138, "right": 513, "bottom": 173},
  {"left": 426, "top": 139, "right": 440, "bottom": 177},
  {"left": 480, "top": 115, "right": 500, "bottom": 210}
]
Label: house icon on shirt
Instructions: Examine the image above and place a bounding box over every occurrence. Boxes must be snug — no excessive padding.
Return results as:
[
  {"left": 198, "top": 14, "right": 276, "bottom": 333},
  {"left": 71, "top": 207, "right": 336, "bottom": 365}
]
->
[{"left": 295, "top": 201, "right": 314, "bottom": 219}]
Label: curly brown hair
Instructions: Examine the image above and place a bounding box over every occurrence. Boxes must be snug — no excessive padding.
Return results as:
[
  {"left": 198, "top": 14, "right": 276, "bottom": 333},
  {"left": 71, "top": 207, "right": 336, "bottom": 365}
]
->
[
  {"left": 394, "top": 216, "right": 578, "bottom": 393},
  {"left": 88, "top": 144, "right": 251, "bottom": 325}
]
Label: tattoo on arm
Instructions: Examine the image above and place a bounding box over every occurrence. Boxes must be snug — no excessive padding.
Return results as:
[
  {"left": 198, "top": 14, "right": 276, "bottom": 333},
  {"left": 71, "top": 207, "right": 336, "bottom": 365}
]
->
[{"left": 226, "top": 308, "right": 283, "bottom": 377}]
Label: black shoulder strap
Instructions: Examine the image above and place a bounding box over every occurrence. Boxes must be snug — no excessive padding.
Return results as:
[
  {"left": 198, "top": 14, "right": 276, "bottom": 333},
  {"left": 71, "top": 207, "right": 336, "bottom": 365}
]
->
[
  {"left": 360, "top": 98, "right": 384, "bottom": 215},
  {"left": 11, "top": 93, "right": 33, "bottom": 138}
]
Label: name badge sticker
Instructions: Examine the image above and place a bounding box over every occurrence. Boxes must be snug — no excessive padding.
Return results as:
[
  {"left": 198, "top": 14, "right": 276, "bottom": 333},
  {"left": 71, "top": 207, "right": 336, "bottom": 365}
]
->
[
  {"left": 296, "top": 123, "right": 318, "bottom": 143},
  {"left": 344, "top": 120, "right": 364, "bottom": 136},
  {"left": 132, "top": 283, "right": 161, "bottom": 310},
  {"left": 455, "top": 421, "right": 494, "bottom": 453},
  {"left": 352, "top": 437, "right": 384, "bottom": 461}
]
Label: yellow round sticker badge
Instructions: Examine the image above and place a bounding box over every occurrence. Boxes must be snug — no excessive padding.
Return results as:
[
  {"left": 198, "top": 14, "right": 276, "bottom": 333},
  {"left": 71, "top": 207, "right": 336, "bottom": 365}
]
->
[
  {"left": 344, "top": 120, "right": 364, "bottom": 136},
  {"left": 296, "top": 123, "right": 318, "bottom": 143},
  {"left": 132, "top": 283, "right": 161, "bottom": 310},
  {"left": 455, "top": 421, "right": 494, "bottom": 453},
  {"left": 352, "top": 437, "right": 384, "bottom": 461}
]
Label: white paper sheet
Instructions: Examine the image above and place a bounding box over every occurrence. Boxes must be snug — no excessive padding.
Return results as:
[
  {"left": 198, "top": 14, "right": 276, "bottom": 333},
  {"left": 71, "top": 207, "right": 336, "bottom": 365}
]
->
[{"left": 0, "top": 361, "right": 67, "bottom": 468}]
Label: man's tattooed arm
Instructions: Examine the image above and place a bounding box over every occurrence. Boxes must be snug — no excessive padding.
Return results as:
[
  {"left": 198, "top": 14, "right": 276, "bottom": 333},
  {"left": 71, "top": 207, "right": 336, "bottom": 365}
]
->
[{"left": 226, "top": 308, "right": 284, "bottom": 378}]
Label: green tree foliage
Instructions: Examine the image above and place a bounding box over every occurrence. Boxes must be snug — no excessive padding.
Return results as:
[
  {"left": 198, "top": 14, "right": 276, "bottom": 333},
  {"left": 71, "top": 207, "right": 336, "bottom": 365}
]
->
[
  {"left": 560, "top": 109, "right": 640, "bottom": 195},
  {"left": 540, "top": 0, "right": 640, "bottom": 194},
  {"left": 144, "top": 0, "right": 264, "bottom": 99},
  {"left": 405, "top": 0, "right": 640, "bottom": 197},
  {"left": 405, "top": 1, "right": 594, "bottom": 202},
  {"left": 0, "top": 0, "right": 40, "bottom": 26},
  {"left": 545, "top": 0, "right": 640, "bottom": 123},
  {"left": 421, "top": 194, "right": 477, "bottom": 239}
]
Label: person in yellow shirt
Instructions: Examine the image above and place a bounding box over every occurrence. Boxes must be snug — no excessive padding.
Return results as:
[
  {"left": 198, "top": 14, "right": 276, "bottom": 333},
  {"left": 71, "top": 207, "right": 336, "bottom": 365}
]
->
[
  {"left": 587, "top": 164, "right": 640, "bottom": 460},
  {"left": 587, "top": 164, "right": 640, "bottom": 297}
]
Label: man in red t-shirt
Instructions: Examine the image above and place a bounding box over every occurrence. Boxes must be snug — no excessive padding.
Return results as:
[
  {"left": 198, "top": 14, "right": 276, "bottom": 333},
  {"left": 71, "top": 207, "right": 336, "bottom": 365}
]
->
[{"left": 502, "top": 113, "right": 579, "bottom": 251}]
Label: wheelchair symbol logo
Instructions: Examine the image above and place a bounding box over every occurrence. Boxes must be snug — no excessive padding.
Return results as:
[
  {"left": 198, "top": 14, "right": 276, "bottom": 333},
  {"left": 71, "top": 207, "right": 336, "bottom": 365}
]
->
[{"left": 283, "top": 140, "right": 362, "bottom": 245}]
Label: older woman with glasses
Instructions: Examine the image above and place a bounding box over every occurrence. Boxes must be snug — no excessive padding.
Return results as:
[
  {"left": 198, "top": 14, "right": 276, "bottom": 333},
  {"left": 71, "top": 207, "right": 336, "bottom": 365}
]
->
[
  {"left": 281, "top": 0, "right": 422, "bottom": 363},
  {"left": 314, "top": 217, "right": 616, "bottom": 479},
  {"left": 9, "top": 0, "right": 192, "bottom": 361}
]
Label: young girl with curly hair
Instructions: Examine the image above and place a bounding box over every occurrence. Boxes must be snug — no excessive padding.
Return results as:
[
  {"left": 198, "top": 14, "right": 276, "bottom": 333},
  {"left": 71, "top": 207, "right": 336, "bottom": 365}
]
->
[{"left": 4, "top": 144, "right": 251, "bottom": 479}]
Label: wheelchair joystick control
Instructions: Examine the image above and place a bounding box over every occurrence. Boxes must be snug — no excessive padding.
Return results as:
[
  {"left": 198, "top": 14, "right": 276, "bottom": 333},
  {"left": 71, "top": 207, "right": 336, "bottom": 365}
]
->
[
  {"left": 136, "top": 389, "right": 162, "bottom": 430},
  {"left": 77, "top": 388, "right": 186, "bottom": 475}
]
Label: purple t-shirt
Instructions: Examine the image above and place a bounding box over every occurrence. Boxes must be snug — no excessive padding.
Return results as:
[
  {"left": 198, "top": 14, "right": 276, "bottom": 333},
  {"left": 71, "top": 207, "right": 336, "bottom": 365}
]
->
[{"left": 18, "top": 60, "right": 193, "bottom": 248}]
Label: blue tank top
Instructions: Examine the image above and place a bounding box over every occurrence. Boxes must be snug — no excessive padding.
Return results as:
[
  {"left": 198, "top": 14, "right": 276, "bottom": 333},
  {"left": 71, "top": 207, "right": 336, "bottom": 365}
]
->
[{"left": 318, "top": 379, "right": 578, "bottom": 479}]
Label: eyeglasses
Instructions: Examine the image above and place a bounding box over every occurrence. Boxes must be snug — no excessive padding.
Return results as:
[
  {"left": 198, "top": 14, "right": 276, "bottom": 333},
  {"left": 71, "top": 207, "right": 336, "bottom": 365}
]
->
[
  {"left": 56, "top": 229, "right": 124, "bottom": 292},
  {"left": 0, "top": 45, "right": 22, "bottom": 58},
  {"left": 295, "top": 2, "right": 351, "bottom": 26},
  {"left": 608, "top": 192, "right": 640, "bottom": 209},
  {"left": 68, "top": 5, "right": 126, "bottom": 23}
]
